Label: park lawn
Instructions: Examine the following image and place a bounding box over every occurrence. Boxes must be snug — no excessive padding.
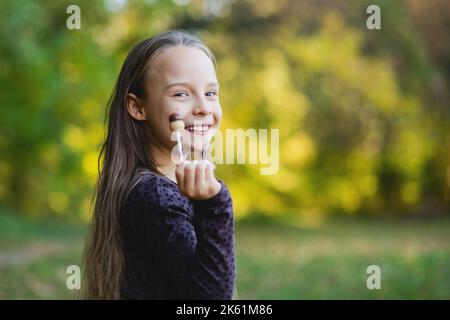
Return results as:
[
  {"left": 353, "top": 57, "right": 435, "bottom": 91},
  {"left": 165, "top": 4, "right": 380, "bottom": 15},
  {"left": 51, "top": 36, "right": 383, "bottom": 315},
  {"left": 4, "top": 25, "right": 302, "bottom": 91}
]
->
[
  {"left": 0, "top": 211, "right": 449, "bottom": 299},
  {"left": 235, "top": 218, "right": 450, "bottom": 299}
]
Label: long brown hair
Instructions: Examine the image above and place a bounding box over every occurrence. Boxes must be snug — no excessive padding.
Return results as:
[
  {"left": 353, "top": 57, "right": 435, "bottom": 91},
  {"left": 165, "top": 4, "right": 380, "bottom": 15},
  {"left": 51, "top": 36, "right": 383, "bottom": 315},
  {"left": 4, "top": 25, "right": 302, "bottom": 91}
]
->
[{"left": 82, "top": 30, "right": 216, "bottom": 299}]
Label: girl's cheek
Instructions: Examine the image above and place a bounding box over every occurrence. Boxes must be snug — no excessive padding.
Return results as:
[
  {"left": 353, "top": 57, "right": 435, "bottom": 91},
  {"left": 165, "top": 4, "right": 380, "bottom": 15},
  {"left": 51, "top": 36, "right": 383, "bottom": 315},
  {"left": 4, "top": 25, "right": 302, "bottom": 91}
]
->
[{"left": 215, "top": 105, "right": 223, "bottom": 125}]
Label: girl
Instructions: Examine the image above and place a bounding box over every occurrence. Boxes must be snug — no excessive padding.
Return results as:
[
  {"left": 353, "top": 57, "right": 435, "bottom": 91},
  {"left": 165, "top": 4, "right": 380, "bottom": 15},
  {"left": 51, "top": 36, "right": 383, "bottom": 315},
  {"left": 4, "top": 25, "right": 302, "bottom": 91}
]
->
[{"left": 83, "top": 30, "right": 236, "bottom": 299}]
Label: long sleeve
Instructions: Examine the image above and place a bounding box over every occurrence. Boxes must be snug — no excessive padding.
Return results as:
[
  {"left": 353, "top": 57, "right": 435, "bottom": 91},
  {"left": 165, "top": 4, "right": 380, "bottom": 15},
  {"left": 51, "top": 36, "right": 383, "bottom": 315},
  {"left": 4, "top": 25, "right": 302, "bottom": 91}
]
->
[
  {"left": 120, "top": 173, "right": 236, "bottom": 300},
  {"left": 190, "top": 182, "right": 236, "bottom": 299}
]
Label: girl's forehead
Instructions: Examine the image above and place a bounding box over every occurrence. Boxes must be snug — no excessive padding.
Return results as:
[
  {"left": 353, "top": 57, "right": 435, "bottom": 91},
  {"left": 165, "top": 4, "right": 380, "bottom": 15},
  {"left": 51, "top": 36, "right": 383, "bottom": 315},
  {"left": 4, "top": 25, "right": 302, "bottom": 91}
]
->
[{"left": 148, "top": 46, "right": 217, "bottom": 84}]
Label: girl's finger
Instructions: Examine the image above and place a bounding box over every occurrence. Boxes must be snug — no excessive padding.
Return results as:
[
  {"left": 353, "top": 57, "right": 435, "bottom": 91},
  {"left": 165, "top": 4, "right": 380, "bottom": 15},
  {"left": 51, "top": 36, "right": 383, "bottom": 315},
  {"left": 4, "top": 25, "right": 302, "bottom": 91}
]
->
[
  {"left": 196, "top": 161, "right": 206, "bottom": 190},
  {"left": 184, "top": 161, "right": 195, "bottom": 192},
  {"left": 175, "top": 162, "right": 185, "bottom": 188},
  {"left": 205, "top": 162, "right": 215, "bottom": 183}
]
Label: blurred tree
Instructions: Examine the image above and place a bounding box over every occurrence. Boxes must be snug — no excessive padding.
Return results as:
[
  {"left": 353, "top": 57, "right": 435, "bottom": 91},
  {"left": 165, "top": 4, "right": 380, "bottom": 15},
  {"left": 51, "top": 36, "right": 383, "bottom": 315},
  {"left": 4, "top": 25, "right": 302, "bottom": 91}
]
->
[{"left": 0, "top": 0, "right": 448, "bottom": 223}]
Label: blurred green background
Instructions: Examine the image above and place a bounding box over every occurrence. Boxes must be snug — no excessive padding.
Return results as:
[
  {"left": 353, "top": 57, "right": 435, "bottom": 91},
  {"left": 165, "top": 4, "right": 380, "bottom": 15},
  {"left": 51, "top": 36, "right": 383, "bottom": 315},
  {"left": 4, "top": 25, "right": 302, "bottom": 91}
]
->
[{"left": 0, "top": 0, "right": 449, "bottom": 299}]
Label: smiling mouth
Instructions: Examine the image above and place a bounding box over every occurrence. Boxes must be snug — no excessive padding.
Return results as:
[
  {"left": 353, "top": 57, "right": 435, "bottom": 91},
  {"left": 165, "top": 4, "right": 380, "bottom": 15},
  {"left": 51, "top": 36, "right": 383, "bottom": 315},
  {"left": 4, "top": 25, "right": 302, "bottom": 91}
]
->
[{"left": 185, "top": 125, "right": 212, "bottom": 134}]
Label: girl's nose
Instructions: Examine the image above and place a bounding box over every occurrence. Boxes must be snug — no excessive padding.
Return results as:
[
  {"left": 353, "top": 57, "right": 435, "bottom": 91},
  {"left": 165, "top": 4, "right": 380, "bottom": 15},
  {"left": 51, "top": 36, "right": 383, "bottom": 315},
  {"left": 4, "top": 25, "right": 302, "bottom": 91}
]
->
[{"left": 193, "top": 98, "right": 212, "bottom": 115}]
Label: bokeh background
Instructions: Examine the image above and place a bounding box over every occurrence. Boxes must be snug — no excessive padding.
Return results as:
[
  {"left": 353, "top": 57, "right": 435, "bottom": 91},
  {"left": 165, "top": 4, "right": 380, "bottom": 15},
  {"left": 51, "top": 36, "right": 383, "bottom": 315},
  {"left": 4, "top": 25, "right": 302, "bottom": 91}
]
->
[{"left": 0, "top": 0, "right": 449, "bottom": 299}]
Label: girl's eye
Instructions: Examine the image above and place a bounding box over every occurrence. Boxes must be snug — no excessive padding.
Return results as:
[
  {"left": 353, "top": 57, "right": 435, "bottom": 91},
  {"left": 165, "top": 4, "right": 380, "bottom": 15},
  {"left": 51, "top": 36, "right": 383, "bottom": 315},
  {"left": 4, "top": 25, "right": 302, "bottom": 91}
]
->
[
  {"left": 206, "top": 91, "right": 218, "bottom": 97},
  {"left": 174, "top": 92, "right": 188, "bottom": 97}
]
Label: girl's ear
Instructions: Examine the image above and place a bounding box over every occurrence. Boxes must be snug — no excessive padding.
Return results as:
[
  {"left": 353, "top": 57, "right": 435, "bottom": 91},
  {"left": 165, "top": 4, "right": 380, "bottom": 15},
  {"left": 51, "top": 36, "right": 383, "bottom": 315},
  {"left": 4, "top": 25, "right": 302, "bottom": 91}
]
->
[{"left": 126, "top": 93, "right": 147, "bottom": 121}]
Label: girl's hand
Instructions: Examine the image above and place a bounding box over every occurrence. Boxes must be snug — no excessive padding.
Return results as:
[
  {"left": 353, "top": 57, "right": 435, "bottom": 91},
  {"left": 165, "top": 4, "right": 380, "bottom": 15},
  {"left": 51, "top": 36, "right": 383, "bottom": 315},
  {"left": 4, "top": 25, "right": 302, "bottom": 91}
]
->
[{"left": 175, "top": 160, "right": 222, "bottom": 200}]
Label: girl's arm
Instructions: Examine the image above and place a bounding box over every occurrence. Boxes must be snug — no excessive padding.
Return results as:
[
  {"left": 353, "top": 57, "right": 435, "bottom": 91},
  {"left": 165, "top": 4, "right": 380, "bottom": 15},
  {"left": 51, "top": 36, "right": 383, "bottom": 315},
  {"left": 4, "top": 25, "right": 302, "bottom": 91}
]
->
[
  {"left": 191, "top": 181, "right": 236, "bottom": 298},
  {"left": 133, "top": 174, "right": 236, "bottom": 299}
]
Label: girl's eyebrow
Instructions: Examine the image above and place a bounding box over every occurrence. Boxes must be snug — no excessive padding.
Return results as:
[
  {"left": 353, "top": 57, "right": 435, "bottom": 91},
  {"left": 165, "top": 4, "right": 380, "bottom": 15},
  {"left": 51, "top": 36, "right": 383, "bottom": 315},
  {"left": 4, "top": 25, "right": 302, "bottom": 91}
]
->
[{"left": 164, "top": 81, "right": 219, "bottom": 91}]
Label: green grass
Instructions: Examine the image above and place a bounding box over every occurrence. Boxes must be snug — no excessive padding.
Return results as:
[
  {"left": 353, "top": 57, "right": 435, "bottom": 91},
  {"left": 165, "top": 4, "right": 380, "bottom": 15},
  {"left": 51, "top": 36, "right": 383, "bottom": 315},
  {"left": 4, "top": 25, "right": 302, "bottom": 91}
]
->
[
  {"left": 0, "top": 208, "right": 85, "bottom": 249},
  {"left": 0, "top": 249, "right": 83, "bottom": 299},
  {"left": 235, "top": 218, "right": 450, "bottom": 299},
  {"left": 1, "top": 211, "right": 449, "bottom": 299},
  {"left": 0, "top": 210, "right": 85, "bottom": 299}
]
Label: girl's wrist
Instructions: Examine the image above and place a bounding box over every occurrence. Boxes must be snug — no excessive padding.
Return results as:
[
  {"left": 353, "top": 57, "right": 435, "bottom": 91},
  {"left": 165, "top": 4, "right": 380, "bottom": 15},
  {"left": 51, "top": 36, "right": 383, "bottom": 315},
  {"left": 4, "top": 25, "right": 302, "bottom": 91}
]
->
[{"left": 208, "top": 179, "right": 222, "bottom": 198}]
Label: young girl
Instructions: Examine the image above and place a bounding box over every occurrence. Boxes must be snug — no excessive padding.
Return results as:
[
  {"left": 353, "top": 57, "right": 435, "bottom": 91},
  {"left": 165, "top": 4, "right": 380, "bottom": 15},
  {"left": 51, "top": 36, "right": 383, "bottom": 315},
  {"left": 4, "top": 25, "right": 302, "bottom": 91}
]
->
[{"left": 83, "top": 30, "right": 236, "bottom": 299}]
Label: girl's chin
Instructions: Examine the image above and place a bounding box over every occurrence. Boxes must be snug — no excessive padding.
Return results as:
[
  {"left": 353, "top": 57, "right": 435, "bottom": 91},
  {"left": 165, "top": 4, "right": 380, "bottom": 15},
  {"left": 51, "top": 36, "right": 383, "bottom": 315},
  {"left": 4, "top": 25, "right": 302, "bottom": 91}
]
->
[
  {"left": 188, "top": 134, "right": 213, "bottom": 145},
  {"left": 177, "top": 129, "right": 216, "bottom": 154},
  {"left": 182, "top": 139, "right": 212, "bottom": 155},
  {"left": 185, "top": 143, "right": 211, "bottom": 152}
]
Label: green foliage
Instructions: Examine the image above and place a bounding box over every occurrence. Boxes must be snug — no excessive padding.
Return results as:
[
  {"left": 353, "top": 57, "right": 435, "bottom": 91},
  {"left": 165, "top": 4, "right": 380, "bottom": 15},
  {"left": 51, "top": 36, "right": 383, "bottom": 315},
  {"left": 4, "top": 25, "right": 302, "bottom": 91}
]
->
[{"left": 0, "top": 0, "right": 448, "bottom": 221}]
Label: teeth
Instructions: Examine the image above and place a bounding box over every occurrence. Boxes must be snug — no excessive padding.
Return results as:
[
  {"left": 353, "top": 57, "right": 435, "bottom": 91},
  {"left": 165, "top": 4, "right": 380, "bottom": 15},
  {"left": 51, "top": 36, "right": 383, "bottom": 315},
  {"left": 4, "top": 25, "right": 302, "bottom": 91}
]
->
[{"left": 186, "top": 125, "right": 210, "bottom": 132}]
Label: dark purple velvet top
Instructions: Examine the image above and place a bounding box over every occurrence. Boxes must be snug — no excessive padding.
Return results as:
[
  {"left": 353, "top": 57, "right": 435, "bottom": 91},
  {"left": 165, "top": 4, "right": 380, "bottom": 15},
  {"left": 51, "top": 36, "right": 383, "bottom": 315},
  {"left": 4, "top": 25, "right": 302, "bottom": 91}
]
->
[{"left": 119, "top": 170, "right": 236, "bottom": 300}]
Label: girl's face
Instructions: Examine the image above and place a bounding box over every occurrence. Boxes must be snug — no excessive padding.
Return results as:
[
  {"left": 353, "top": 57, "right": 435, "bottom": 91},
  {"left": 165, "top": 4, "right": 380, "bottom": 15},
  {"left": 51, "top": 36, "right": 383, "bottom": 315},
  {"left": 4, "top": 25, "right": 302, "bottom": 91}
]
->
[{"left": 137, "top": 45, "right": 222, "bottom": 157}]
